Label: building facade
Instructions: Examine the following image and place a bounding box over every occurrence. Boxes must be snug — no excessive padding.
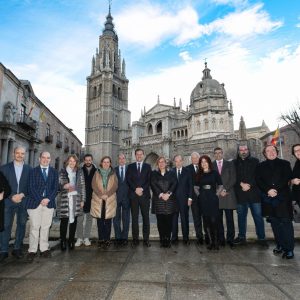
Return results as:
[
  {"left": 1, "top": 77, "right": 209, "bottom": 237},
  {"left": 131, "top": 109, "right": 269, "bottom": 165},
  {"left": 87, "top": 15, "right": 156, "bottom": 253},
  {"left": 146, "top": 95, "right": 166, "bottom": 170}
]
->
[
  {"left": 0, "top": 63, "right": 82, "bottom": 168},
  {"left": 85, "top": 9, "right": 270, "bottom": 167},
  {"left": 85, "top": 7, "right": 131, "bottom": 165}
]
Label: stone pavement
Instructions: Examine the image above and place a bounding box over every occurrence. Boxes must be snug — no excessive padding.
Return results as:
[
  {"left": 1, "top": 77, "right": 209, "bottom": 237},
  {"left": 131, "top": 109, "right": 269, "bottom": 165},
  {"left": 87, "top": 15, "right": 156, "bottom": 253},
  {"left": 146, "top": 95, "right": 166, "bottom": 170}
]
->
[{"left": 0, "top": 239, "right": 300, "bottom": 300}]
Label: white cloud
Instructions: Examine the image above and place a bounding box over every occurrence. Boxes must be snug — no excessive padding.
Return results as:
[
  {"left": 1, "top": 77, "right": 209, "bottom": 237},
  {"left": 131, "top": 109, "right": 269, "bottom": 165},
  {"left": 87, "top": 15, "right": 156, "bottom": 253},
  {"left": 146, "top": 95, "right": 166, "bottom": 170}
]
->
[
  {"left": 211, "top": 0, "right": 248, "bottom": 7},
  {"left": 115, "top": 2, "right": 203, "bottom": 49},
  {"left": 204, "top": 3, "right": 283, "bottom": 38},
  {"left": 179, "top": 51, "right": 192, "bottom": 62},
  {"left": 115, "top": 2, "right": 282, "bottom": 49}
]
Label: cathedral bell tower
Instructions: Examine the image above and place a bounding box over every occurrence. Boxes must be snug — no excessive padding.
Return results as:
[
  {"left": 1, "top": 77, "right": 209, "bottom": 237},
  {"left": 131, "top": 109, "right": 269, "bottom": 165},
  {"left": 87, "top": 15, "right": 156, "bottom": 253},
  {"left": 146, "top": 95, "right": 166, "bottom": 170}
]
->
[{"left": 85, "top": 4, "right": 131, "bottom": 164}]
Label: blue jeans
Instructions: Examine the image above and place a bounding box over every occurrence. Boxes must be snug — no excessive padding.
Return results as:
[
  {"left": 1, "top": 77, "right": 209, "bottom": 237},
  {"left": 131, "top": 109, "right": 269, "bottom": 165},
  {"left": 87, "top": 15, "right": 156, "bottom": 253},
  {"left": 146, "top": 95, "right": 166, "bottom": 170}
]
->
[
  {"left": 236, "top": 202, "right": 265, "bottom": 240},
  {"left": 269, "top": 217, "right": 294, "bottom": 251},
  {"left": 0, "top": 203, "right": 28, "bottom": 253},
  {"left": 113, "top": 200, "right": 130, "bottom": 240}
]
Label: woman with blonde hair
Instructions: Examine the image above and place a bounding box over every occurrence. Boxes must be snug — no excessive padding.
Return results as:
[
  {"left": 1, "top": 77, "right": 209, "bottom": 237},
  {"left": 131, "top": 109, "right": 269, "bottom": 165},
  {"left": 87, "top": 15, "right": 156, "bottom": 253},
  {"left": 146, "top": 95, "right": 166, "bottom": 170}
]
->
[
  {"left": 150, "top": 156, "right": 177, "bottom": 247},
  {"left": 56, "top": 154, "right": 86, "bottom": 250},
  {"left": 91, "top": 156, "right": 118, "bottom": 249}
]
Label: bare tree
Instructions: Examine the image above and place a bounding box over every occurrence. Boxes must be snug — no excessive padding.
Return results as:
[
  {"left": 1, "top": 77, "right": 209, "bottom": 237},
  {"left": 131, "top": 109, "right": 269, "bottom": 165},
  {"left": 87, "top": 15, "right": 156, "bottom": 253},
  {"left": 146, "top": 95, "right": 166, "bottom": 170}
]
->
[{"left": 280, "top": 103, "right": 300, "bottom": 138}]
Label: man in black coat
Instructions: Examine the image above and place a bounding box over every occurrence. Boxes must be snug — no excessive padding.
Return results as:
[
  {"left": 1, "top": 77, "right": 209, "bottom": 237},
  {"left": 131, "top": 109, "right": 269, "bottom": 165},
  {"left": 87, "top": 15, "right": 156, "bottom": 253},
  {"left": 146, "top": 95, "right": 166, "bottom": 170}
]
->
[
  {"left": 256, "top": 145, "right": 294, "bottom": 258},
  {"left": 75, "top": 154, "right": 96, "bottom": 247},
  {"left": 126, "top": 149, "right": 152, "bottom": 247},
  {"left": 233, "top": 145, "right": 267, "bottom": 246},
  {"left": 113, "top": 153, "right": 130, "bottom": 246},
  {"left": 186, "top": 152, "right": 208, "bottom": 245},
  {"left": 171, "top": 155, "right": 192, "bottom": 244},
  {"left": 0, "top": 171, "right": 11, "bottom": 232}
]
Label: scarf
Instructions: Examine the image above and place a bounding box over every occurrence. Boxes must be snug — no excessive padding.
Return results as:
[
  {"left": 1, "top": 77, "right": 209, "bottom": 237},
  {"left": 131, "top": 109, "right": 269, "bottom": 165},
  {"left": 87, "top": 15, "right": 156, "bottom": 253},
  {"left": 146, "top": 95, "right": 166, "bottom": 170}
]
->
[
  {"left": 66, "top": 166, "right": 77, "bottom": 223},
  {"left": 99, "top": 167, "right": 111, "bottom": 189}
]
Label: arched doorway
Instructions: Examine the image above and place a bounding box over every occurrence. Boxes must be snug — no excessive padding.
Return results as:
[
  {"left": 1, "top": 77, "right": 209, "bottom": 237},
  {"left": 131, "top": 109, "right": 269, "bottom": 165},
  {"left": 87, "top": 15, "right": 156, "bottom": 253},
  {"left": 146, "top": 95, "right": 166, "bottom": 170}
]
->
[{"left": 144, "top": 152, "right": 159, "bottom": 170}]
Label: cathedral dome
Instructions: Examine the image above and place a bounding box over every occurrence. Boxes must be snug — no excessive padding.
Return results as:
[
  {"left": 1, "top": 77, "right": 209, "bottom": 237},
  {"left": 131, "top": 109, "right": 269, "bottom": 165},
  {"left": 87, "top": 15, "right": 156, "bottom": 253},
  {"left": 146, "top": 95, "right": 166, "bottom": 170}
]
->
[{"left": 190, "top": 63, "right": 227, "bottom": 104}]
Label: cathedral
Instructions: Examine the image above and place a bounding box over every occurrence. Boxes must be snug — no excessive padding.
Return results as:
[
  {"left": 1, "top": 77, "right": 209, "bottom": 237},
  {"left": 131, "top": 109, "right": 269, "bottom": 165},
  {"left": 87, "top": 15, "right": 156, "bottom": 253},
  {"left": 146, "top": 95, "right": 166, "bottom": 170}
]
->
[{"left": 85, "top": 8, "right": 269, "bottom": 166}]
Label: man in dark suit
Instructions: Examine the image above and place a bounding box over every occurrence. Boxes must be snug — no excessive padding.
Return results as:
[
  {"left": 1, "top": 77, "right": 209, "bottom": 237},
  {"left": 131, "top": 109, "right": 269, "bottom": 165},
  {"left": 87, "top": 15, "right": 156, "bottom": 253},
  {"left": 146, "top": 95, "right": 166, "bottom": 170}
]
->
[
  {"left": 213, "top": 147, "right": 236, "bottom": 247},
  {"left": 126, "top": 148, "right": 151, "bottom": 247},
  {"left": 26, "top": 151, "right": 59, "bottom": 261},
  {"left": 113, "top": 153, "right": 130, "bottom": 246},
  {"left": 171, "top": 155, "right": 193, "bottom": 245},
  {"left": 0, "top": 146, "right": 32, "bottom": 262},
  {"left": 186, "top": 152, "right": 208, "bottom": 245}
]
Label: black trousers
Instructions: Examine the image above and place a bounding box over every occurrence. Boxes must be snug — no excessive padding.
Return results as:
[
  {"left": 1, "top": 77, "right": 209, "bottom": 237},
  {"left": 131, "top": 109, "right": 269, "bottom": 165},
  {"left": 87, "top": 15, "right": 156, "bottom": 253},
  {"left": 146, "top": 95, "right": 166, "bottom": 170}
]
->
[
  {"left": 172, "top": 203, "right": 189, "bottom": 241},
  {"left": 191, "top": 196, "right": 208, "bottom": 240},
  {"left": 218, "top": 209, "right": 235, "bottom": 243},
  {"left": 269, "top": 217, "right": 294, "bottom": 252},
  {"left": 203, "top": 216, "right": 219, "bottom": 246},
  {"left": 130, "top": 195, "right": 150, "bottom": 241},
  {"left": 60, "top": 217, "right": 77, "bottom": 242},
  {"left": 156, "top": 214, "right": 174, "bottom": 242}
]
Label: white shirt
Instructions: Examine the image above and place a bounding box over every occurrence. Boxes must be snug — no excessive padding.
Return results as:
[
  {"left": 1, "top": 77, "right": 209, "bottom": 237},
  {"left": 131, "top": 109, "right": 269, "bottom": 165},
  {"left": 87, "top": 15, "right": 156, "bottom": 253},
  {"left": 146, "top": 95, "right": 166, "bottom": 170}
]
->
[
  {"left": 119, "top": 165, "right": 126, "bottom": 179},
  {"left": 14, "top": 161, "right": 24, "bottom": 193},
  {"left": 136, "top": 161, "right": 143, "bottom": 170},
  {"left": 40, "top": 165, "right": 49, "bottom": 176}
]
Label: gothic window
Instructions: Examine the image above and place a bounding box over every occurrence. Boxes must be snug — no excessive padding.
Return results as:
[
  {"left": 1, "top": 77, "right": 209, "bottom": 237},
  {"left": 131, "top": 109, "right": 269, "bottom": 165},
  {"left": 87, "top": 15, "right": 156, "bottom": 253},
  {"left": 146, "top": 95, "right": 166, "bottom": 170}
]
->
[
  {"left": 56, "top": 131, "right": 61, "bottom": 142},
  {"left": 46, "top": 123, "right": 50, "bottom": 137},
  {"left": 173, "top": 132, "right": 176, "bottom": 138},
  {"left": 156, "top": 121, "right": 162, "bottom": 134},
  {"left": 147, "top": 123, "right": 153, "bottom": 135},
  {"left": 65, "top": 137, "right": 68, "bottom": 146},
  {"left": 20, "top": 104, "right": 26, "bottom": 122},
  {"left": 181, "top": 130, "right": 184, "bottom": 137},
  {"left": 118, "top": 87, "right": 122, "bottom": 99},
  {"left": 98, "top": 84, "right": 102, "bottom": 96},
  {"left": 177, "top": 131, "right": 180, "bottom": 138},
  {"left": 212, "top": 118, "right": 216, "bottom": 130},
  {"left": 112, "top": 84, "right": 117, "bottom": 97},
  {"left": 185, "top": 129, "right": 188, "bottom": 136},
  {"left": 93, "top": 86, "right": 97, "bottom": 98},
  {"left": 204, "top": 119, "right": 209, "bottom": 131}
]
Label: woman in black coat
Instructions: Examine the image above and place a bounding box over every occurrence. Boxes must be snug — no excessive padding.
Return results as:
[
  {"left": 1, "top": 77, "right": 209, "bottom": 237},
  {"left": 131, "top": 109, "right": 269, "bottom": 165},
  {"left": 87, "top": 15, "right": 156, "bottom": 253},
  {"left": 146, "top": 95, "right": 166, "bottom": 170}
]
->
[
  {"left": 195, "top": 155, "right": 223, "bottom": 250},
  {"left": 291, "top": 144, "right": 300, "bottom": 205},
  {"left": 256, "top": 145, "right": 294, "bottom": 259},
  {"left": 0, "top": 171, "right": 11, "bottom": 232},
  {"left": 151, "top": 156, "right": 177, "bottom": 248}
]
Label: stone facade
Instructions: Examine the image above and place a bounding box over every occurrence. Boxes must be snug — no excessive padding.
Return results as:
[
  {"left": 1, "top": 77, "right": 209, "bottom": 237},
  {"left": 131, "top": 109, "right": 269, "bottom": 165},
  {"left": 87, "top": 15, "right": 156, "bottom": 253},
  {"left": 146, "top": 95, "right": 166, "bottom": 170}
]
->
[
  {"left": 0, "top": 63, "right": 82, "bottom": 168},
  {"left": 86, "top": 9, "right": 270, "bottom": 167},
  {"left": 85, "top": 8, "right": 131, "bottom": 165}
]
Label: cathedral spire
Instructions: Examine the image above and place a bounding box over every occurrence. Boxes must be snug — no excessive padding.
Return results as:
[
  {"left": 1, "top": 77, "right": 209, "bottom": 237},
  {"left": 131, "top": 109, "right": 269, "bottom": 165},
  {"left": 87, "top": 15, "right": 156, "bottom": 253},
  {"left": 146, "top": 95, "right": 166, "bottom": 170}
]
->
[
  {"left": 202, "top": 61, "right": 212, "bottom": 80},
  {"left": 103, "top": 0, "right": 117, "bottom": 38}
]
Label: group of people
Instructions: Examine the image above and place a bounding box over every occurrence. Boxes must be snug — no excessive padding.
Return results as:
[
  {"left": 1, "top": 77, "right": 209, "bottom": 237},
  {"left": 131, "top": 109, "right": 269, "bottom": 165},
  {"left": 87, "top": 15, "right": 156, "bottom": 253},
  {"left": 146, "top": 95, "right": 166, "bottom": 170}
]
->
[{"left": 0, "top": 143, "right": 299, "bottom": 262}]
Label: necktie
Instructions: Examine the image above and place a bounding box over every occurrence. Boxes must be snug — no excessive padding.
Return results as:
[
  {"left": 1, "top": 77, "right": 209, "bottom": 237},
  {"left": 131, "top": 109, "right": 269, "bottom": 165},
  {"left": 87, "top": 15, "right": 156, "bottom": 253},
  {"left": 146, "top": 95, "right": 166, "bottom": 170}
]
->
[
  {"left": 137, "top": 163, "right": 141, "bottom": 175},
  {"left": 218, "top": 161, "right": 222, "bottom": 175},
  {"left": 195, "top": 165, "right": 198, "bottom": 173},
  {"left": 121, "top": 166, "right": 124, "bottom": 182},
  {"left": 42, "top": 168, "right": 47, "bottom": 181}
]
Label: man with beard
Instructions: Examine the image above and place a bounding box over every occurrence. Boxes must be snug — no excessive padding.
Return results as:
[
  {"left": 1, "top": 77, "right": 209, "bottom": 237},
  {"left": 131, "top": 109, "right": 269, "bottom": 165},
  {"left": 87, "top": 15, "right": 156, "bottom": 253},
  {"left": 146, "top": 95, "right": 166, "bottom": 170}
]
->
[
  {"left": 75, "top": 154, "right": 97, "bottom": 247},
  {"left": 232, "top": 145, "right": 268, "bottom": 247}
]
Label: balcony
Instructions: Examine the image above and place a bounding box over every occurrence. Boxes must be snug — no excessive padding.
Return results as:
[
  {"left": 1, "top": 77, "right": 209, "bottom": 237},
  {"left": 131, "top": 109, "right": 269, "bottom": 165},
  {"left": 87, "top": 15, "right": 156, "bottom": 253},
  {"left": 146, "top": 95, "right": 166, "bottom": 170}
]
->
[
  {"left": 17, "top": 113, "right": 37, "bottom": 131},
  {"left": 56, "top": 141, "right": 62, "bottom": 149},
  {"left": 64, "top": 146, "right": 70, "bottom": 153},
  {"left": 45, "top": 134, "right": 53, "bottom": 143}
]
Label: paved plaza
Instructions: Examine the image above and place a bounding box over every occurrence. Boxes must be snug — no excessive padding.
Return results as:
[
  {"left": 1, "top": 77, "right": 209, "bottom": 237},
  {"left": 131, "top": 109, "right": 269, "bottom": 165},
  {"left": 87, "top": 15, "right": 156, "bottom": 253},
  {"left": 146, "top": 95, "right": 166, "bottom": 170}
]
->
[{"left": 0, "top": 235, "right": 300, "bottom": 300}]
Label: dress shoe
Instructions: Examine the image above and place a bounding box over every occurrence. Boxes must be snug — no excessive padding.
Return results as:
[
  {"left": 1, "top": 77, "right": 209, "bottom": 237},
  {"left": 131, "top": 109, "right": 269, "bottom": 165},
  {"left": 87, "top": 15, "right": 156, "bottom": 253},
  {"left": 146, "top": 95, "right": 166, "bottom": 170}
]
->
[
  {"left": 60, "top": 240, "right": 67, "bottom": 251},
  {"left": 40, "top": 250, "right": 52, "bottom": 258},
  {"left": 196, "top": 238, "right": 204, "bottom": 245},
  {"left": 233, "top": 237, "right": 247, "bottom": 245},
  {"left": 183, "top": 239, "right": 190, "bottom": 246},
  {"left": 131, "top": 239, "right": 139, "bottom": 247},
  {"left": 219, "top": 240, "right": 226, "bottom": 247},
  {"left": 143, "top": 240, "right": 151, "bottom": 247},
  {"left": 273, "top": 245, "right": 283, "bottom": 255},
  {"left": 0, "top": 252, "right": 8, "bottom": 262},
  {"left": 204, "top": 235, "right": 210, "bottom": 245},
  {"left": 257, "top": 239, "right": 269, "bottom": 248},
  {"left": 282, "top": 251, "right": 294, "bottom": 259},
  {"left": 121, "top": 239, "right": 128, "bottom": 246},
  {"left": 68, "top": 240, "right": 75, "bottom": 250},
  {"left": 12, "top": 249, "right": 24, "bottom": 259},
  {"left": 98, "top": 240, "right": 104, "bottom": 248},
  {"left": 171, "top": 239, "right": 178, "bottom": 245},
  {"left": 227, "top": 241, "right": 234, "bottom": 248},
  {"left": 26, "top": 252, "right": 37, "bottom": 262},
  {"left": 103, "top": 240, "right": 111, "bottom": 249}
]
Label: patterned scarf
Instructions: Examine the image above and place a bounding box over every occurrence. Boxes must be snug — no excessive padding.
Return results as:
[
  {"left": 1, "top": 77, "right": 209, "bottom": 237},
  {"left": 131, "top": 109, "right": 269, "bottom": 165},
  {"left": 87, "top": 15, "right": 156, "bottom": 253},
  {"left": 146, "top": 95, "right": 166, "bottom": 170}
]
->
[{"left": 99, "top": 167, "right": 111, "bottom": 189}]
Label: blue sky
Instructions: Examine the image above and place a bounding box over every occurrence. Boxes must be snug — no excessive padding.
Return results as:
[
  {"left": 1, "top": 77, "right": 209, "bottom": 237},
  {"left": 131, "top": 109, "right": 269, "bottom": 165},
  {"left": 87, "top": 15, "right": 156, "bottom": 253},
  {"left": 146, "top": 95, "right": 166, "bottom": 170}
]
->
[{"left": 1, "top": 0, "right": 300, "bottom": 142}]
